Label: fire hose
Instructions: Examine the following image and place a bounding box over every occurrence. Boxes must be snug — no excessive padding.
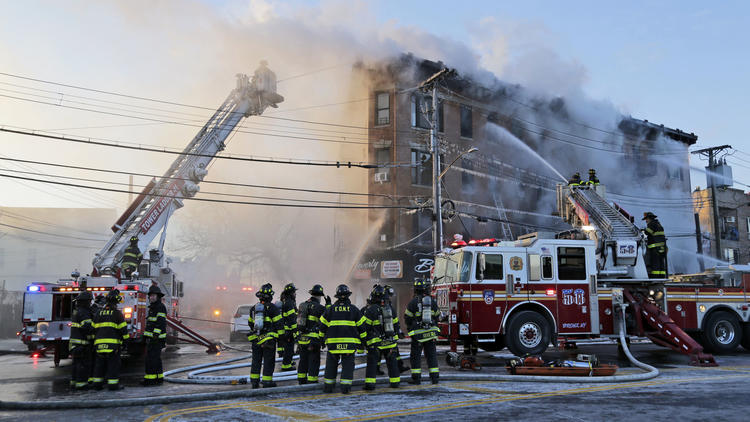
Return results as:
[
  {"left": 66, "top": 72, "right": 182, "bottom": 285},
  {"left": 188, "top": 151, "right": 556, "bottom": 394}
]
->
[{"left": 0, "top": 308, "right": 658, "bottom": 410}]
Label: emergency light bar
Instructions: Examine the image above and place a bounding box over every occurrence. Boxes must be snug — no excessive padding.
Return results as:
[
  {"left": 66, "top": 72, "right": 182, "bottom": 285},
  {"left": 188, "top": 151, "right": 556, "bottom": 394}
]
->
[{"left": 451, "top": 238, "right": 499, "bottom": 248}]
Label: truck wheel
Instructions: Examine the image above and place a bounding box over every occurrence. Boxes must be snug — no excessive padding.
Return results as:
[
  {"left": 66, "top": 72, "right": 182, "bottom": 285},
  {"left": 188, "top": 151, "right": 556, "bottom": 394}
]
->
[
  {"left": 505, "top": 310, "right": 552, "bottom": 357},
  {"left": 702, "top": 311, "right": 742, "bottom": 354}
]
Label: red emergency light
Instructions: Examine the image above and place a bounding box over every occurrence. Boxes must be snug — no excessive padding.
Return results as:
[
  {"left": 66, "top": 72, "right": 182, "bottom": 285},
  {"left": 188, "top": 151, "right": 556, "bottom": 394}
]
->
[
  {"left": 120, "top": 285, "right": 139, "bottom": 291},
  {"left": 546, "top": 289, "right": 556, "bottom": 296}
]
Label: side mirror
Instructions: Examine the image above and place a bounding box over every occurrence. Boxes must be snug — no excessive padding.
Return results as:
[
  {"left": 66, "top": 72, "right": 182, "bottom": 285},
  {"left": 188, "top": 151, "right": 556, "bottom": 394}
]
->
[{"left": 478, "top": 253, "right": 486, "bottom": 281}]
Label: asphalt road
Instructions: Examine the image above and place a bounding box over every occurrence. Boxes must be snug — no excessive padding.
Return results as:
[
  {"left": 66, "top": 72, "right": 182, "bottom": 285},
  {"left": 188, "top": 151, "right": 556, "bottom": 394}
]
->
[{"left": 2, "top": 336, "right": 750, "bottom": 421}]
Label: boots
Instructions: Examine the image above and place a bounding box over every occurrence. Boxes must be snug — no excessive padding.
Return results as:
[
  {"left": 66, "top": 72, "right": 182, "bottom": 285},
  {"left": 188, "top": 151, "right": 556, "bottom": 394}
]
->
[
  {"left": 430, "top": 373, "right": 439, "bottom": 385},
  {"left": 363, "top": 383, "right": 376, "bottom": 391},
  {"left": 341, "top": 385, "right": 351, "bottom": 394},
  {"left": 251, "top": 380, "right": 260, "bottom": 389},
  {"left": 409, "top": 374, "right": 421, "bottom": 385},
  {"left": 262, "top": 381, "right": 277, "bottom": 388},
  {"left": 323, "top": 383, "right": 334, "bottom": 393},
  {"left": 298, "top": 377, "right": 308, "bottom": 385},
  {"left": 389, "top": 381, "right": 400, "bottom": 388}
]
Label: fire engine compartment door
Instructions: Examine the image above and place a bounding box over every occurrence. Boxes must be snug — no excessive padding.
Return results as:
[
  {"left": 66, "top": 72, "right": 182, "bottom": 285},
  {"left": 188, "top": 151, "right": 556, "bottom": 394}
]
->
[
  {"left": 555, "top": 246, "right": 593, "bottom": 334},
  {"left": 23, "top": 292, "right": 52, "bottom": 322}
]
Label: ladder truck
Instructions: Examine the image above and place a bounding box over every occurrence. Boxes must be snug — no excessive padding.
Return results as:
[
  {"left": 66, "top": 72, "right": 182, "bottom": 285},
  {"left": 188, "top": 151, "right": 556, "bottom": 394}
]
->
[
  {"left": 19, "top": 62, "right": 284, "bottom": 365},
  {"left": 432, "top": 182, "right": 750, "bottom": 367}
]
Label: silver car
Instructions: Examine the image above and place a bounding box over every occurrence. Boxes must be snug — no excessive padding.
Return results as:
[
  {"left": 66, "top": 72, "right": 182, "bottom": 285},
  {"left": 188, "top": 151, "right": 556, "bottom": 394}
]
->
[{"left": 229, "top": 304, "right": 252, "bottom": 342}]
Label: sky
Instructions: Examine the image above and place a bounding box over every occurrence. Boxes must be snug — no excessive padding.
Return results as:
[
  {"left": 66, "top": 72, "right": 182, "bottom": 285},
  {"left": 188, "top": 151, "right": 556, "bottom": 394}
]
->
[{"left": 1, "top": 0, "right": 749, "bottom": 212}]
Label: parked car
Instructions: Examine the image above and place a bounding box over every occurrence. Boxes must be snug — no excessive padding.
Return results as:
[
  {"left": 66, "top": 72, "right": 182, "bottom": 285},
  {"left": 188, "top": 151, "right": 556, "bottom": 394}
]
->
[{"left": 229, "top": 304, "right": 252, "bottom": 342}]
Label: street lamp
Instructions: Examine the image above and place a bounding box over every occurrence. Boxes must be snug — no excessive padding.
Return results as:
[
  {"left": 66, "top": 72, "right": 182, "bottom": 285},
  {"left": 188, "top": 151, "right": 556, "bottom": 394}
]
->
[{"left": 433, "top": 146, "right": 479, "bottom": 254}]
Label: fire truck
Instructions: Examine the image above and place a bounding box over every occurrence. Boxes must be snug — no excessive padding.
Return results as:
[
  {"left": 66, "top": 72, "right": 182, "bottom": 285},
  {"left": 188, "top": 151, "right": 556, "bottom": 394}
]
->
[
  {"left": 19, "top": 62, "right": 284, "bottom": 365},
  {"left": 433, "top": 183, "right": 750, "bottom": 366}
]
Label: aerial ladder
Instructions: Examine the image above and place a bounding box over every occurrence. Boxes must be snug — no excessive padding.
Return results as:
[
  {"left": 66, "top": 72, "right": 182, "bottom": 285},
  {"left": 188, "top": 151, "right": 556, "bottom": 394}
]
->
[
  {"left": 90, "top": 61, "right": 283, "bottom": 352},
  {"left": 557, "top": 183, "right": 716, "bottom": 366}
]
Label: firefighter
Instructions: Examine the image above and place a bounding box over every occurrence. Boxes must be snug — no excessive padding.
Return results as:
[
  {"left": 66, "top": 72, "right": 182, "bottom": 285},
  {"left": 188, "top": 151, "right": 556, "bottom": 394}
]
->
[
  {"left": 362, "top": 285, "right": 401, "bottom": 390},
  {"left": 121, "top": 236, "right": 143, "bottom": 278},
  {"left": 141, "top": 285, "right": 167, "bottom": 386},
  {"left": 587, "top": 168, "right": 600, "bottom": 186},
  {"left": 69, "top": 291, "right": 95, "bottom": 390},
  {"left": 92, "top": 289, "right": 129, "bottom": 390},
  {"left": 279, "top": 283, "right": 298, "bottom": 372},
  {"left": 567, "top": 172, "right": 582, "bottom": 186},
  {"left": 383, "top": 284, "right": 409, "bottom": 374},
  {"left": 404, "top": 278, "right": 440, "bottom": 385},
  {"left": 296, "top": 284, "right": 327, "bottom": 385},
  {"left": 248, "top": 283, "right": 283, "bottom": 388},
  {"left": 320, "top": 284, "right": 367, "bottom": 394},
  {"left": 643, "top": 212, "right": 668, "bottom": 278}
]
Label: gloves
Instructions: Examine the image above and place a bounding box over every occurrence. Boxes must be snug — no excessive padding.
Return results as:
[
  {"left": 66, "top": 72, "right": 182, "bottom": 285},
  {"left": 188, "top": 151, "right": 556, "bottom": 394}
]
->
[{"left": 325, "top": 295, "right": 332, "bottom": 306}]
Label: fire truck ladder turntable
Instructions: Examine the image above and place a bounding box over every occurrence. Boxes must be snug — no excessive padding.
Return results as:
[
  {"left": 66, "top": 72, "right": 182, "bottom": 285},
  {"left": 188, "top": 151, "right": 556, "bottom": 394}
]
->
[{"left": 559, "top": 184, "right": 717, "bottom": 366}]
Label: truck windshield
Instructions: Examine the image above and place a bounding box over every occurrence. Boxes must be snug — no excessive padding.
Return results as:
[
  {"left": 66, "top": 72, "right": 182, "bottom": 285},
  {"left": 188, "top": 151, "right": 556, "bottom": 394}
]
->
[{"left": 433, "top": 251, "right": 473, "bottom": 284}]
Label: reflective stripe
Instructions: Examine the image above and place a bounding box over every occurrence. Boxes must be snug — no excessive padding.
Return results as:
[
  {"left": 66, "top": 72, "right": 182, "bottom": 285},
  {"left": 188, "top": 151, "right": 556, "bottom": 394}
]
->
[
  {"left": 91, "top": 377, "right": 104, "bottom": 383},
  {"left": 320, "top": 316, "right": 329, "bottom": 326},
  {"left": 324, "top": 378, "right": 335, "bottom": 384},
  {"left": 365, "top": 377, "right": 376, "bottom": 384},
  {"left": 144, "top": 374, "right": 157, "bottom": 380},
  {"left": 329, "top": 349, "right": 356, "bottom": 354},
  {"left": 75, "top": 382, "right": 87, "bottom": 388},
  {"left": 307, "top": 376, "right": 318, "bottom": 382},
  {"left": 94, "top": 338, "right": 122, "bottom": 345},
  {"left": 648, "top": 242, "right": 666, "bottom": 248},
  {"left": 340, "top": 379, "right": 352, "bottom": 385},
  {"left": 308, "top": 316, "right": 319, "bottom": 322},
  {"left": 147, "top": 317, "right": 157, "bottom": 322},
  {"left": 404, "top": 310, "right": 414, "bottom": 317},
  {"left": 271, "top": 315, "right": 282, "bottom": 322},
  {"left": 281, "top": 364, "right": 293, "bottom": 369},
  {"left": 389, "top": 377, "right": 401, "bottom": 383},
  {"left": 70, "top": 339, "right": 89, "bottom": 345},
  {"left": 262, "top": 375, "right": 273, "bottom": 381},
  {"left": 153, "top": 328, "right": 162, "bottom": 334},
  {"left": 297, "top": 373, "right": 306, "bottom": 379},
  {"left": 411, "top": 369, "right": 421, "bottom": 374},
  {"left": 94, "top": 322, "right": 120, "bottom": 329},
  {"left": 157, "top": 373, "right": 164, "bottom": 379},
  {"left": 283, "top": 309, "right": 296, "bottom": 317},
  {"left": 325, "top": 337, "right": 360, "bottom": 344},
  {"left": 250, "top": 373, "right": 260, "bottom": 380},
  {"left": 107, "top": 379, "right": 119, "bottom": 384},
  {"left": 327, "top": 320, "right": 356, "bottom": 327},
  {"left": 650, "top": 270, "right": 667, "bottom": 275},
  {"left": 158, "top": 333, "right": 166, "bottom": 339},
  {"left": 356, "top": 316, "right": 366, "bottom": 326},
  {"left": 156, "top": 313, "right": 167, "bottom": 318},
  {"left": 429, "top": 367, "right": 439, "bottom": 373}
]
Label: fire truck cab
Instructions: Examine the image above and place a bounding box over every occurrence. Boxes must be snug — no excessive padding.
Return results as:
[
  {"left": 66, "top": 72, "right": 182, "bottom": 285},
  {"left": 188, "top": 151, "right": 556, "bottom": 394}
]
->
[{"left": 434, "top": 234, "right": 600, "bottom": 357}]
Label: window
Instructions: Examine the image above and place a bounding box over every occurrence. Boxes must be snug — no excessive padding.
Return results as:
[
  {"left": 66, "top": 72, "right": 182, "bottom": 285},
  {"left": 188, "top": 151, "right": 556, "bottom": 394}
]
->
[
  {"left": 557, "top": 247, "right": 586, "bottom": 280},
  {"left": 411, "top": 94, "right": 443, "bottom": 131},
  {"left": 376, "top": 92, "right": 390, "bottom": 125},
  {"left": 529, "top": 254, "right": 540, "bottom": 281},
  {"left": 411, "top": 149, "right": 432, "bottom": 186},
  {"left": 746, "top": 217, "right": 750, "bottom": 240},
  {"left": 461, "top": 158, "right": 474, "bottom": 189},
  {"left": 435, "top": 251, "right": 472, "bottom": 283},
  {"left": 723, "top": 248, "right": 739, "bottom": 264},
  {"left": 476, "top": 254, "right": 503, "bottom": 280},
  {"left": 542, "top": 256, "right": 553, "bottom": 279},
  {"left": 460, "top": 105, "right": 473, "bottom": 138},
  {"left": 668, "top": 166, "right": 682, "bottom": 181},
  {"left": 458, "top": 251, "right": 473, "bottom": 283},
  {"left": 376, "top": 148, "right": 391, "bottom": 165}
]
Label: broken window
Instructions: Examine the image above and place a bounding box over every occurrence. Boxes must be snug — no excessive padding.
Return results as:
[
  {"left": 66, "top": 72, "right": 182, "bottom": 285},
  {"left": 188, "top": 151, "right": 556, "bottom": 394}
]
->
[
  {"left": 376, "top": 92, "right": 390, "bottom": 125},
  {"left": 460, "top": 105, "right": 473, "bottom": 138},
  {"left": 411, "top": 94, "right": 443, "bottom": 131}
]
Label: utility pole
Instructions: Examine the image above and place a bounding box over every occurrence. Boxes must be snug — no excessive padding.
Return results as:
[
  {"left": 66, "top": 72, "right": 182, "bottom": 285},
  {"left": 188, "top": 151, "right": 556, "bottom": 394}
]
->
[
  {"left": 692, "top": 145, "right": 732, "bottom": 260},
  {"left": 419, "top": 68, "right": 453, "bottom": 254}
]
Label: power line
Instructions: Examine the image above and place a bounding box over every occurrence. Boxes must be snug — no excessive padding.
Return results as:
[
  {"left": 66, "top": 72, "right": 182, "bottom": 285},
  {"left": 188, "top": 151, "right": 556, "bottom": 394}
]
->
[
  {"left": 0, "top": 172, "right": 419, "bottom": 210},
  {"left": 0, "top": 155, "right": 410, "bottom": 199},
  {"left": 0, "top": 222, "right": 104, "bottom": 242},
  {"left": 0, "top": 208, "right": 111, "bottom": 237},
  {"left": 0, "top": 126, "right": 396, "bottom": 169}
]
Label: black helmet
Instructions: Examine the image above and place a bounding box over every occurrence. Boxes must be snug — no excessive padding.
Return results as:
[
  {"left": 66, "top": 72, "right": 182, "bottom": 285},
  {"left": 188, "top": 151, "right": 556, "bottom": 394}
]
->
[
  {"left": 148, "top": 285, "right": 164, "bottom": 297},
  {"left": 414, "top": 278, "right": 429, "bottom": 294},
  {"left": 130, "top": 236, "right": 138, "bottom": 243},
  {"left": 75, "top": 290, "right": 93, "bottom": 304},
  {"left": 383, "top": 284, "right": 395, "bottom": 297},
  {"left": 283, "top": 283, "right": 297, "bottom": 294},
  {"left": 370, "top": 285, "right": 385, "bottom": 302},
  {"left": 642, "top": 211, "right": 657, "bottom": 221},
  {"left": 256, "top": 283, "right": 274, "bottom": 300},
  {"left": 94, "top": 295, "right": 107, "bottom": 306},
  {"left": 309, "top": 284, "right": 324, "bottom": 296},
  {"left": 589, "top": 168, "right": 596, "bottom": 174},
  {"left": 334, "top": 284, "right": 351, "bottom": 299},
  {"left": 106, "top": 289, "right": 121, "bottom": 304}
]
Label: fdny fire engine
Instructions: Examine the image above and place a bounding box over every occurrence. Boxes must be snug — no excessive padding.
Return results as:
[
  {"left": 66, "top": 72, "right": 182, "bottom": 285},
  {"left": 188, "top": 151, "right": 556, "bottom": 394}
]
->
[
  {"left": 433, "top": 183, "right": 750, "bottom": 366},
  {"left": 19, "top": 62, "right": 284, "bottom": 365}
]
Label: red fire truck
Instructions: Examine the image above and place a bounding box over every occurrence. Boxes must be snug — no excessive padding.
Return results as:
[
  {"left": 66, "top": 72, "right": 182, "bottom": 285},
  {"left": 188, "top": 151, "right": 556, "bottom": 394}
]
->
[{"left": 433, "top": 184, "right": 750, "bottom": 365}]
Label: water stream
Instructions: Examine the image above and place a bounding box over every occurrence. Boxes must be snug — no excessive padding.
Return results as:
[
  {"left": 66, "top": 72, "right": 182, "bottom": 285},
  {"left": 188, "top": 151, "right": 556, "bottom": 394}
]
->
[{"left": 488, "top": 123, "right": 568, "bottom": 183}]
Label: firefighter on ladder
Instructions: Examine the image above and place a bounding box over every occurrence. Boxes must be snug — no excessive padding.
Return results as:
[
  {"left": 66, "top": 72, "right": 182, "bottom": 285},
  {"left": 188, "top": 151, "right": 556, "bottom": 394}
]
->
[
  {"left": 142, "top": 285, "right": 167, "bottom": 386},
  {"left": 362, "top": 285, "right": 401, "bottom": 390},
  {"left": 643, "top": 211, "right": 668, "bottom": 278},
  {"left": 92, "top": 289, "right": 129, "bottom": 390},
  {"left": 69, "top": 291, "right": 95, "bottom": 390},
  {"left": 567, "top": 172, "right": 582, "bottom": 186},
  {"left": 587, "top": 168, "right": 600, "bottom": 186},
  {"left": 120, "top": 236, "right": 142, "bottom": 279},
  {"left": 248, "top": 283, "right": 283, "bottom": 388},
  {"left": 279, "top": 283, "right": 298, "bottom": 372},
  {"left": 320, "top": 284, "right": 367, "bottom": 394},
  {"left": 296, "top": 284, "right": 327, "bottom": 385},
  {"left": 404, "top": 278, "right": 440, "bottom": 385}
]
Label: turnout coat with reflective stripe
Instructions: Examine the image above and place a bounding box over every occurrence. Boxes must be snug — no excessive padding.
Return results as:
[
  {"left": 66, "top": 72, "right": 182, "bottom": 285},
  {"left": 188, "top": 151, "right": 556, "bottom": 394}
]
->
[
  {"left": 121, "top": 245, "right": 142, "bottom": 271},
  {"left": 297, "top": 298, "right": 326, "bottom": 345},
  {"left": 645, "top": 219, "right": 667, "bottom": 250},
  {"left": 93, "top": 305, "right": 129, "bottom": 353},
  {"left": 281, "top": 298, "right": 298, "bottom": 336},
  {"left": 404, "top": 295, "right": 440, "bottom": 342},
  {"left": 247, "top": 301, "right": 284, "bottom": 345},
  {"left": 144, "top": 301, "right": 167, "bottom": 341},
  {"left": 362, "top": 302, "right": 400, "bottom": 350},
  {"left": 319, "top": 299, "right": 366, "bottom": 353},
  {"left": 70, "top": 305, "right": 94, "bottom": 347}
]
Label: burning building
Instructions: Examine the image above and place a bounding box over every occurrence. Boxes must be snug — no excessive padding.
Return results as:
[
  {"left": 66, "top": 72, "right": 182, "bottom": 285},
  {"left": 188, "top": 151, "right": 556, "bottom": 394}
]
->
[{"left": 350, "top": 54, "right": 698, "bottom": 312}]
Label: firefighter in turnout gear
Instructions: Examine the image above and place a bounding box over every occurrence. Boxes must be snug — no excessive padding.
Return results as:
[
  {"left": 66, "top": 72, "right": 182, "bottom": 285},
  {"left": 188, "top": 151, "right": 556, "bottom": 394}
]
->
[
  {"left": 69, "top": 291, "right": 95, "bottom": 390},
  {"left": 404, "top": 278, "right": 440, "bottom": 385},
  {"left": 121, "top": 236, "right": 142, "bottom": 278},
  {"left": 587, "top": 168, "right": 600, "bottom": 185},
  {"left": 296, "top": 284, "right": 327, "bottom": 385},
  {"left": 92, "top": 289, "right": 129, "bottom": 390},
  {"left": 643, "top": 212, "right": 668, "bottom": 278},
  {"left": 568, "top": 172, "right": 582, "bottom": 186},
  {"left": 279, "top": 283, "right": 298, "bottom": 372},
  {"left": 141, "top": 285, "right": 167, "bottom": 386},
  {"left": 362, "top": 285, "right": 401, "bottom": 390},
  {"left": 384, "top": 284, "right": 409, "bottom": 374},
  {"left": 320, "top": 284, "right": 367, "bottom": 394},
  {"left": 248, "top": 283, "right": 283, "bottom": 388}
]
